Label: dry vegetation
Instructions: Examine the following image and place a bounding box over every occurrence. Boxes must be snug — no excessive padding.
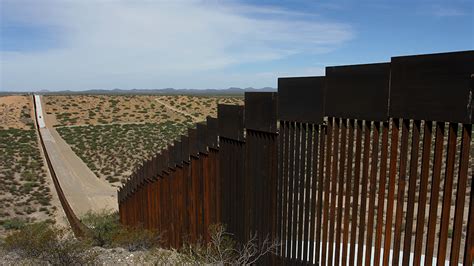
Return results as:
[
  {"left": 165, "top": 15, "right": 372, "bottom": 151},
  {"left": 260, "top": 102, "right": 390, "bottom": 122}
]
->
[
  {"left": 0, "top": 210, "right": 277, "bottom": 265},
  {"left": 43, "top": 94, "right": 243, "bottom": 185},
  {"left": 43, "top": 95, "right": 242, "bottom": 126},
  {"left": 0, "top": 96, "right": 56, "bottom": 234},
  {"left": 57, "top": 122, "right": 190, "bottom": 184}
]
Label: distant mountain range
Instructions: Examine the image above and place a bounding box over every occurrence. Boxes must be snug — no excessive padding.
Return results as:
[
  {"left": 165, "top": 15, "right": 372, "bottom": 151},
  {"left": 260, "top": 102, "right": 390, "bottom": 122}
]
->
[{"left": 1, "top": 87, "right": 277, "bottom": 96}]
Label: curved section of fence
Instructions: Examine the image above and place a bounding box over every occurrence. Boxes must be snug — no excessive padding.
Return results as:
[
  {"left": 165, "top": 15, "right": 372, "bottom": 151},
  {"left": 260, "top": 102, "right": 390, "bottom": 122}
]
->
[
  {"left": 32, "top": 95, "right": 88, "bottom": 238},
  {"left": 118, "top": 50, "right": 474, "bottom": 265}
]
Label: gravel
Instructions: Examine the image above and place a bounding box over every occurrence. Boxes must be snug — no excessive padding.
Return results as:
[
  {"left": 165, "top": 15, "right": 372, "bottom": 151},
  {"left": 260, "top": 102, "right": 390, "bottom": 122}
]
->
[{"left": 0, "top": 247, "right": 155, "bottom": 265}]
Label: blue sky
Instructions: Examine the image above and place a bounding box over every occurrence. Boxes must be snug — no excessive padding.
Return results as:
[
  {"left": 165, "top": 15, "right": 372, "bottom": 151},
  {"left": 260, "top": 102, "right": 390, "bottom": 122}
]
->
[{"left": 1, "top": 0, "right": 473, "bottom": 91}]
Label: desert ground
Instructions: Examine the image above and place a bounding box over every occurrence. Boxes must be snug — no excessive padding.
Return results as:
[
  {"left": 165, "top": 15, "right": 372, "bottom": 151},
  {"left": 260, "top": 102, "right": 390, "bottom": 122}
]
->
[
  {"left": 0, "top": 95, "right": 61, "bottom": 234},
  {"left": 0, "top": 93, "right": 242, "bottom": 235},
  {"left": 43, "top": 95, "right": 243, "bottom": 185}
]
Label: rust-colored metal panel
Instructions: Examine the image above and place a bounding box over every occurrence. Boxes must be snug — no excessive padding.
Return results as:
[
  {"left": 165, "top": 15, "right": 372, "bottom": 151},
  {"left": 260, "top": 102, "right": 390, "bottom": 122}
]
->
[
  {"left": 188, "top": 127, "right": 198, "bottom": 157},
  {"left": 412, "top": 121, "right": 433, "bottom": 266},
  {"left": 295, "top": 123, "right": 307, "bottom": 262},
  {"left": 278, "top": 76, "right": 325, "bottom": 124},
  {"left": 356, "top": 121, "right": 371, "bottom": 266},
  {"left": 328, "top": 118, "right": 340, "bottom": 266},
  {"left": 454, "top": 124, "right": 471, "bottom": 264},
  {"left": 349, "top": 120, "right": 362, "bottom": 265},
  {"left": 365, "top": 122, "right": 380, "bottom": 264},
  {"left": 286, "top": 122, "right": 298, "bottom": 262},
  {"left": 335, "top": 119, "right": 347, "bottom": 265},
  {"left": 276, "top": 121, "right": 286, "bottom": 258},
  {"left": 175, "top": 166, "right": 184, "bottom": 248},
  {"left": 212, "top": 148, "right": 221, "bottom": 225},
  {"left": 244, "top": 91, "right": 278, "bottom": 264},
  {"left": 341, "top": 120, "right": 355, "bottom": 265},
  {"left": 302, "top": 123, "right": 314, "bottom": 263},
  {"left": 326, "top": 63, "right": 390, "bottom": 121},
  {"left": 173, "top": 140, "right": 183, "bottom": 166},
  {"left": 192, "top": 154, "right": 204, "bottom": 242},
  {"left": 197, "top": 123, "right": 208, "bottom": 154},
  {"left": 218, "top": 104, "right": 244, "bottom": 141},
  {"left": 423, "top": 122, "right": 445, "bottom": 263},
  {"left": 280, "top": 121, "right": 290, "bottom": 259},
  {"left": 374, "top": 121, "right": 389, "bottom": 265},
  {"left": 244, "top": 92, "right": 278, "bottom": 133},
  {"left": 321, "top": 120, "right": 332, "bottom": 265},
  {"left": 310, "top": 125, "right": 322, "bottom": 265},
  {"left": 181, "top": 161, "right": 190, "bottom": 240},
  {"left": 245, "top": 126, "right": 278, "bottom": 264},
  {"left": 389, "top": 51, "right": 474, "bottom": 123},
  {"left": 315, "top": 125, "right": 326, "bottom": 265},
  {"left": 187, "top": 156, "right": 198, "bottom": 243},
  {"left": 437, "top": 123, "right": 458, "bottom": 263},
  {"left": 206, "top": 117, "right": 218, "bottom": 149},
  {"left": 181, "top": 135, "right": 190, "bottom": 163},
  {"left": 402, "top": 120, "right": 421, "bottom": 265},
  {"left": 117, "top": 51, "right": 474, "bottom": 264},
  {"left": 392, "top": 119, "right": 410, "bottom": 266},
  {"left": 465, "top": 143, "right": 474, "bottom": 264},
  {"left": 201, "top": 153, "right": 211, "bottom": 242}
]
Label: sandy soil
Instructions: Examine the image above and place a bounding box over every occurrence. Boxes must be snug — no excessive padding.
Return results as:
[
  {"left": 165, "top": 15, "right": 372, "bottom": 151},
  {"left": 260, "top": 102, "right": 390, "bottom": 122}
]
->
[
  {"left": 0, "top": 95, "right": 35, "bottom": 130},
  {"left": 43, "top": 95, "right": 243, "bottom": 127}
]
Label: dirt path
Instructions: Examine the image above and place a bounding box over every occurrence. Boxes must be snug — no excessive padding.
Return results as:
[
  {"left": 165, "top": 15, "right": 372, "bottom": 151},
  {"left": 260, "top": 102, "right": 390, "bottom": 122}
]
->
[
  {"left": 37, "top": 96, "right": 117, "bottom": 216},
  {"left": 154, "top": 98, "right": 198, "bottom": 121}
]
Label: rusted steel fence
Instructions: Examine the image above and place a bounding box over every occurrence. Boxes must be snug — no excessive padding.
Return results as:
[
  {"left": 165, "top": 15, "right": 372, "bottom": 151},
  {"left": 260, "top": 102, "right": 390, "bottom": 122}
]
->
[{"left": 118, "top": 51, "right": 473, "bottom": 265}]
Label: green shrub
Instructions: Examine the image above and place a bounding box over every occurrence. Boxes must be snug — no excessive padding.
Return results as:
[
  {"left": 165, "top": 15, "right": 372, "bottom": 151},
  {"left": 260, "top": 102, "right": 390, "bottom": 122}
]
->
[
  {"left": 80, "top": 209, "right": 161, "bottom": 251},
  {"left": 81, "top": 209, "right": 121, "bottom": 247},
  {"left": 112, "top": 225, "right": 162, "bottom": 251},
  {"left": 2, "top": 222, "right": 96, "bottom": 264},
  {"left": 1, "top": 217, "right": 27, "bottom": 230}
]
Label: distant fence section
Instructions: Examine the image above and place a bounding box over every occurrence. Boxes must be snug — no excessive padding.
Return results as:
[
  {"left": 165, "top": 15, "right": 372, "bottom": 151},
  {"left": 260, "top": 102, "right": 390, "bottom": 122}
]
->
[{"left": 118, "top": 51, "right": 473, "bottom": 265}]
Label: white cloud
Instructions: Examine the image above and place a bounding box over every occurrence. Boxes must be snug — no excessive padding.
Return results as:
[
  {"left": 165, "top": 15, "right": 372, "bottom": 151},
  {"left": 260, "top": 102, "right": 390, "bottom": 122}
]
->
[
  {"left": 430, "top": 4, "right": 466, "bottom": 17},
  {"left": 0, "top": 0, "right": 353, "bottom": 90}
]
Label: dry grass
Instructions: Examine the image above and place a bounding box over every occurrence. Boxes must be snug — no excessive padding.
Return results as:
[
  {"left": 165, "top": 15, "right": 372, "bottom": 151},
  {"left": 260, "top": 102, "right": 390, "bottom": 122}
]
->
[
  {"left": 57, "top": 122, "right": 191, "bottom": 184},
  {"left": 43, "top": 95, "right": 242, "bottom": 126}
]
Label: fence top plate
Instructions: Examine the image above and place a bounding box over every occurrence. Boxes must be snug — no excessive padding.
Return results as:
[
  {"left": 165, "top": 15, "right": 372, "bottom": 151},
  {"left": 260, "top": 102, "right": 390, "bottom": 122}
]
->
[
  {"left": 188, "top": 127, "right": 199, "bottom": 157},
  {"left": 218, "top": 104, "right": 245, "bottom": 141},
  {"left": 197, "top": 123, "right": 208, "bottom": 154},
  {"left": 325, "top": 62, "right": 390, "bottom": 121},
  {"left": 206, "top": 117, "right": 218, "bottom": 149},
  {"left": 245, "top": 92, "right": 278, "bottom": 133},
  {"left": 173, "top": 140, "right": 183, "bottom": 166},
  {"left": 389, "top": 50, "right": 474, "bottom": 123},
  {"left": 278, "top": 76, "right": 325, "bottom": 124},
  {"left": 181, "top": 135, "right": 190, "bottom": 163}
]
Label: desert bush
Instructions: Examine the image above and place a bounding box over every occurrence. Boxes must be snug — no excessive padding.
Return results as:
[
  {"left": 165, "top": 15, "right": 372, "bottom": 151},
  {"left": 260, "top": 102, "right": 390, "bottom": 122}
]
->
[
  {"left": 1, "top": 217, "right": 27, "bottom": 230},
  {"left": 112, "top": 225, "right": 162, "bottom": 252},
  {"left": 2, "top": 221, "right": 96, "bottom": 265},
  {"left": 81, "top": 209, "right": 121, "bottom": 247},
  {"left": 150, "top": 224, "right": 279, "bottom": 265},
  {"left": 81, "top": 209, "right": 161, "bottom": 251}
]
